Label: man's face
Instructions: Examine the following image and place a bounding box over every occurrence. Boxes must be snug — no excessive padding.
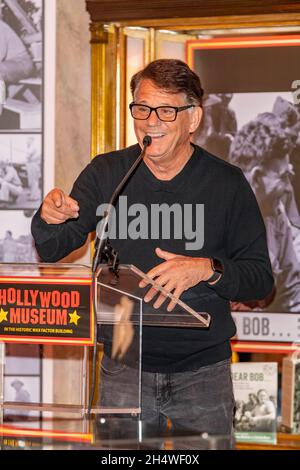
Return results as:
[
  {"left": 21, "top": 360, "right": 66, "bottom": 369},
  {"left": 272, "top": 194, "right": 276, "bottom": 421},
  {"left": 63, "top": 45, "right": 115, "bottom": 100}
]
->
[
  {"left": 133, "top": 79, "right": 201, "bottom": 163},
  {"left": 12, "top": 382, "right": 22, "bottom": 391},
  {"left": 217, "top": 93, "right": 233, "bottom": 105},
  {"left": 257, "top": 391, "right": 268, "bottom": 404}
]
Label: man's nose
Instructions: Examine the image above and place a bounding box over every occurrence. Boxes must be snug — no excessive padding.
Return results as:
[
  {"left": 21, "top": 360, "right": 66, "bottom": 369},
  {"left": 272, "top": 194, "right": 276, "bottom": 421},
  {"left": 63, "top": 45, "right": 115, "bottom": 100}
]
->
[{"left": 147, "top": 109, "right": 161, "bottom": 126}]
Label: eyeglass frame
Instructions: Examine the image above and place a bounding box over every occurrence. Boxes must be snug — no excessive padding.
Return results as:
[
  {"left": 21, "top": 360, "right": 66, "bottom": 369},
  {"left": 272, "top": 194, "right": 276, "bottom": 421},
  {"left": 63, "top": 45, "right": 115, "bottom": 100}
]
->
[{"left": 129, "top": 102, "right": 195, "bottom": 122}]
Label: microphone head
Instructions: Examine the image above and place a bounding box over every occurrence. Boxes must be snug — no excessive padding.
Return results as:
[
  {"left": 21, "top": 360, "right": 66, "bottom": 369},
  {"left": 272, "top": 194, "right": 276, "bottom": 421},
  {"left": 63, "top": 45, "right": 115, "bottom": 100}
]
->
[{"left": 143, "top": 135, "right": 152, "bottom": 147}]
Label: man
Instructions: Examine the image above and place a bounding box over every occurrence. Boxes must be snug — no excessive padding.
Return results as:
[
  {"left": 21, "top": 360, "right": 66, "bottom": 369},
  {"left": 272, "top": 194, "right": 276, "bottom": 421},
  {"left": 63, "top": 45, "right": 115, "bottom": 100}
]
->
[
  {"left": 230, "top": 112, "right": 300, "bottom": 313},
  {"left": 11, "top": 379, "right": 31, "bottom": 403},
  {"left": 202, "top": 93, "right": 237, "bottom": 162},
  {"left": 272, "top": 97, "right": 300, "bottom": 229},
  {"left": 10, "top": 379, "right": 31, "bottom": 419},
  {"left": 245, "top": 389, "right": 276, "bottom": 432},
  {"left": 2, "top": 230, "right": 16, "bottom": 262},
  {"left": 31, "top": 59, "right": 273, "bottom": 445},
  {"left": 0, "top": 19, "right": 34, "bottom": 84},
  {"left": 0, "top": 19, "right": 34, "bottom": 125},
  {"left": 25, "top": 136, "right": 41, "bottom": 201},
  {"left": 0, "top": 160, "right": 23, "bottom": 205}
]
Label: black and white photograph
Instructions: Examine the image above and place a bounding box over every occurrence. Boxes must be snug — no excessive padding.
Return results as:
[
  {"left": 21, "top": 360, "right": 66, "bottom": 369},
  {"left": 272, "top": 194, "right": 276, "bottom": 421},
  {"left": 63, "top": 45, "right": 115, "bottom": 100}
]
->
[
  {"left": 190, "top": 35, "right": 300, "bottom": 314},
  {"left": 0, "top": 133, "right": 42, "bottom": 209},
  {"left": 234, "top": 389, "right": 276, "bottom": 433},
  {"left": 0, "top": 210, "right": 39, "bottom": 262},
  {"left": 3, "top": 344, "right": 41, "bottom": 420},
  {"left": 4, "top": 375, "right": 40, "bottom": 420},
  {"left": 232, "top": 362, "right": 278, "bottom": 443},
  {"left": 0, "top": 0, "right": 43, "bottom": 131},
  {"left": 193, "top": 91, "right": 300, "bottom": 314}
]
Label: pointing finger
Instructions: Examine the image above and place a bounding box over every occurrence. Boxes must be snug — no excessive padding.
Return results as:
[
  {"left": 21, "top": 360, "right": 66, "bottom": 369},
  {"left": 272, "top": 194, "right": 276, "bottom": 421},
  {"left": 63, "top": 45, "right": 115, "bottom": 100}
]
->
[
  {"left": 65, "top": 195, "right": 80, "bottom": 211},
  {"left": 51, "top": 189, "right": 65, "bottom": 208}
]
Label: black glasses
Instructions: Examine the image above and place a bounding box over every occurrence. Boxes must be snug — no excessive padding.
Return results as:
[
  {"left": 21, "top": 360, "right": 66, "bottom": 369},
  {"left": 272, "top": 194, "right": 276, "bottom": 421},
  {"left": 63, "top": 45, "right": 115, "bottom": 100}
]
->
[{"left": 129, "top": 103, "right": 195, "bottom": 122}]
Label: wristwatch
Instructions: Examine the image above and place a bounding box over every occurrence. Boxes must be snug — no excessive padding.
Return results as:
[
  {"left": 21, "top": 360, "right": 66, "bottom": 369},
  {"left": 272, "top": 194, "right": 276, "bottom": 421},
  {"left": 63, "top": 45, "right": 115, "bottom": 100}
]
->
[{"left": 207, "top": 258, "right": 223, "bottom": 284}]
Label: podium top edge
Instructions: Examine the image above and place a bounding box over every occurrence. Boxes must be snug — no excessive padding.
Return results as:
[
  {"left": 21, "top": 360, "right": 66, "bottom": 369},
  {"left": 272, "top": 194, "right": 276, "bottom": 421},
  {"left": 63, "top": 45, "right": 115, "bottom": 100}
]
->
[{"left": 0, "top": 262, "right": 92, "bottom": 279}]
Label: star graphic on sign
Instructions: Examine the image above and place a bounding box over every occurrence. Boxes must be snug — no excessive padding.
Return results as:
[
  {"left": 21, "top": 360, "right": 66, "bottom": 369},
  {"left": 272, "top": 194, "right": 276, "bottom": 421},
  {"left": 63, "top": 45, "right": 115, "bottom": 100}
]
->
[
  {"left": 69, "top": 310, "right": 81, "bottom": 326},
  {"left": 0, "top": 307, "right": 9, "bottom": 323}
]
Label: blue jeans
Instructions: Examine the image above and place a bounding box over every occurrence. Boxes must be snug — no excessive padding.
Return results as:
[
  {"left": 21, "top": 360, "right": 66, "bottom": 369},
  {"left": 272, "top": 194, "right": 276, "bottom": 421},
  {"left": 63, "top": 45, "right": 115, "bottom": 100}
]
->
[{"left": 99, "top": 356, "right": 235, "bottom": 449}]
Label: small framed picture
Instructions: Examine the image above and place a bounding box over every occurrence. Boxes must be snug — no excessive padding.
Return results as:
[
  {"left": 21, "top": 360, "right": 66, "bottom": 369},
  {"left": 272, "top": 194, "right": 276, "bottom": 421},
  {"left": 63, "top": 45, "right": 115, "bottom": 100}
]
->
[
  {"left": 187, "top": 35, "right": 300, "bottom": 315},
  {"left": 4, "top": 375, "right": 40, "bottom": 420},
  {"left": 0, "top": 134, "right": 42, "bottom": 209},
  {"left": 0, "top": 0, "right": 43, "bottom": 132},
  {"left": 0, "top": 210, "right": 39, "bottom": 263}
]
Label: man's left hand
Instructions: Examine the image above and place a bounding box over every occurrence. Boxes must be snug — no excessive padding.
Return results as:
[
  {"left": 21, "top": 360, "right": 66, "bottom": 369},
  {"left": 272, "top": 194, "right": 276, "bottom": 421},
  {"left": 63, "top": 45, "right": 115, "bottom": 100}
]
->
[{"left": 139, "top": 247, "right": 213, "bottom": 311}]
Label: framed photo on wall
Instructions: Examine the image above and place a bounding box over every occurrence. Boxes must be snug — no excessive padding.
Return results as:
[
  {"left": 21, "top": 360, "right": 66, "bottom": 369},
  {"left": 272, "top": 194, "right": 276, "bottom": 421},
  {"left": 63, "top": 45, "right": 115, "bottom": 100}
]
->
[
  {"left": 0, "top": 0, "right": 56, "bottom": 418},
  {"left": 0, "top": 0, "right": 43, "bottom": 212},
  {"left": 0, "top": 0, "right": 43, "bottom": 132},
  {"left": 187, "top": 35, "right": 300, "bottom": 315}
]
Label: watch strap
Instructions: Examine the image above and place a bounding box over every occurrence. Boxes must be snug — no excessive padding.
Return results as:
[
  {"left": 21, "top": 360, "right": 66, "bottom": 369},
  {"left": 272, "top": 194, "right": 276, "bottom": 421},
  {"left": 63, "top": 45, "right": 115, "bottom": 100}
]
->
[
  {"left": 206, "top": 258, "right": 223, "bottom": 284},
  {"left": 206, "top": 270, "right": 222, "bottom": 283}
]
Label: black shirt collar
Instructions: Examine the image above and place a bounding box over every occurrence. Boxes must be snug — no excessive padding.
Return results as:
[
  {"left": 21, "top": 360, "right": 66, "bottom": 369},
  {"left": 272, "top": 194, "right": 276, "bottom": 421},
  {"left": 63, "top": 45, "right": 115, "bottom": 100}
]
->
[{"left": 137, "top": 143, "right": 203, "bottom": 193}]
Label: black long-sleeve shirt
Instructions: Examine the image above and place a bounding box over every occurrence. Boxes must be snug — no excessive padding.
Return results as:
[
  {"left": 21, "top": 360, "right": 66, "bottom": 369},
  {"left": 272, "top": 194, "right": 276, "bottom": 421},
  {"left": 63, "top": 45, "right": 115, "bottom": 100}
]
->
[{"left": 31, "top": 144, "right": 274, "bottom": 372}]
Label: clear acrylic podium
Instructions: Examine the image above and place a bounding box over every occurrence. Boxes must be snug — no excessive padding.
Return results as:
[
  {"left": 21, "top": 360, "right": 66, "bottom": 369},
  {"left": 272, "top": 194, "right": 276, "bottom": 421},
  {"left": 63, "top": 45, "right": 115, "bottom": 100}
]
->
[
  {"left": 95, "top": 264, "right": 210, "bottom": 414},
  {"left": 0, "top": 262, "right": 210, "bottom": 417}
]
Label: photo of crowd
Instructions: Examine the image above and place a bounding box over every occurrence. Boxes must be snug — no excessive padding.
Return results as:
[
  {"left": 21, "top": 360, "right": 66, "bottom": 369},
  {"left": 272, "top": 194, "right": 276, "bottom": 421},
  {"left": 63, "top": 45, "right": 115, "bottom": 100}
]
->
[{"left": 194, "top": 92, "right": 300, "bottom": 314}]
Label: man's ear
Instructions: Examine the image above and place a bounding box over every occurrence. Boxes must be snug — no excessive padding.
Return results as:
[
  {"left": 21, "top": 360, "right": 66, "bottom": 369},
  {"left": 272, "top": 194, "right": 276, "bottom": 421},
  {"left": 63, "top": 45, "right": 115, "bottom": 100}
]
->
[{"left": 189, "top": 106, "right": 203, "bottom": 134}]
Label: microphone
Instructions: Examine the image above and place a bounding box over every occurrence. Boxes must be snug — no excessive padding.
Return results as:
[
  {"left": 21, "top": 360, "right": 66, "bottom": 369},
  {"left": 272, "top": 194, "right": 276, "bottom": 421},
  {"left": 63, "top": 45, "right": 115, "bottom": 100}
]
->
[
  {"left": 92, "top": 135, "right": 152, "bottom": 272},
  {"left": 142, "top": 135, "right": 152, "bottom": 147}
]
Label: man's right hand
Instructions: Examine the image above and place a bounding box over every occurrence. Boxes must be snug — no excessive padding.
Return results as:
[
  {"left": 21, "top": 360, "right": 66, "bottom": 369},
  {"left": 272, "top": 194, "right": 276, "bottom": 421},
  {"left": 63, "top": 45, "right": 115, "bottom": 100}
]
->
[{"left": 40, "top": 188, "right": 79, "bottom": 224}]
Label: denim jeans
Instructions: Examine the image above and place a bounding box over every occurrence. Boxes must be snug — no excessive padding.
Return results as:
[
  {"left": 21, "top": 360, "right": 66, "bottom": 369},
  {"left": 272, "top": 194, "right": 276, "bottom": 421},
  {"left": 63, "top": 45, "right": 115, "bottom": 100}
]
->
[{"left": 99, "top": 355, "right": 235, "bottom": 449}]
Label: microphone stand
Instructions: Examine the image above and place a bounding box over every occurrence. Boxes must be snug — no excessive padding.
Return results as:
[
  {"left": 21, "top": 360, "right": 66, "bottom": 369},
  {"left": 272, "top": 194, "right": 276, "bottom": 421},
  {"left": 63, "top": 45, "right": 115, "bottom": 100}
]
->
[{"left": 88, "top": 135, "right": 152, "bottom": 414}]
